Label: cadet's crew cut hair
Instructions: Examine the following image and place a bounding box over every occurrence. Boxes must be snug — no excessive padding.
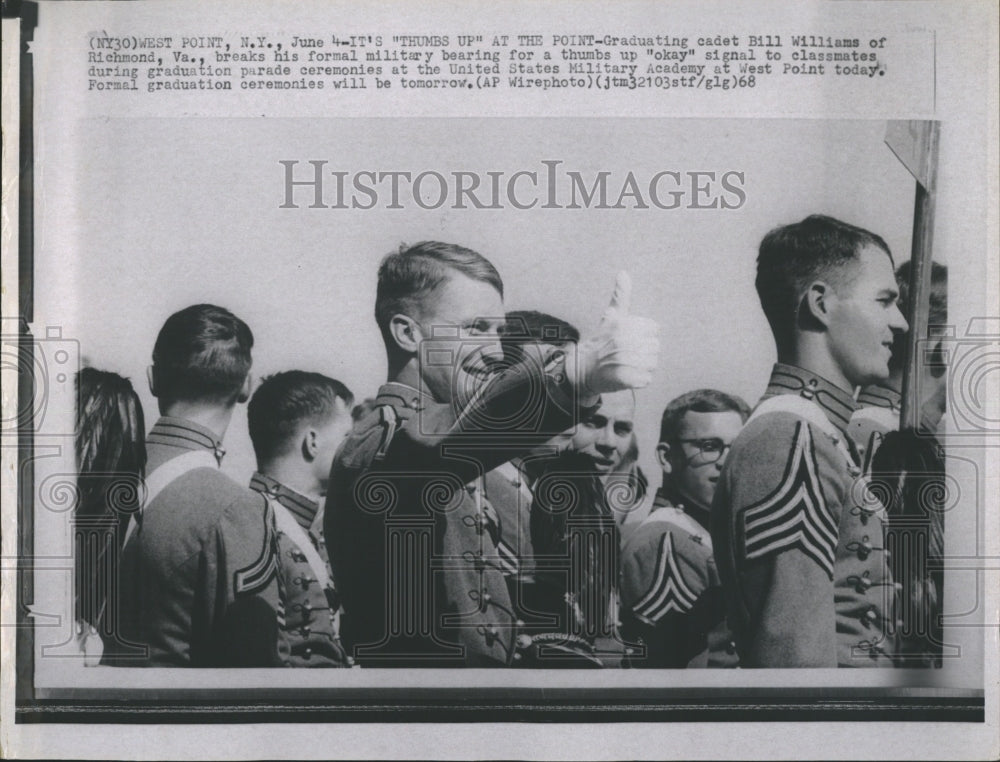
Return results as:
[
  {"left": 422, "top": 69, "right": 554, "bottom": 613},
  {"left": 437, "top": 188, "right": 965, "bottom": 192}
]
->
[
  {"left": 502, "top": 310, "right": 580, "bottom": 344},
  {"left": 658, "top": 388, "right": 751, "bottom": 446},
  {"left": 500, "top": 310, "right": 580, "bottom": 365},
  {"left": 374, "top": 241, "right": 504, "bottom": 345},
  {"left": 889, "top": 260, "right": 948, "bottom": 374},
  {"left": 151, "top": 304, "right": 254, "bottom": 405},
  {"left": 248, "top": 371, "right": 354, "bottom": 462},
  {"left": 755, "top": 214, "right": 893, "bottom": 350}
]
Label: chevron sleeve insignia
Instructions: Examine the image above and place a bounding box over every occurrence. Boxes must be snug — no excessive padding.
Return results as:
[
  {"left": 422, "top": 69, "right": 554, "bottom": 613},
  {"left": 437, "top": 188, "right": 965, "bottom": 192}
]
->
[
  {"left": 234, "top": 498, "right": 279, "bottom": 596},
  {"left": 496, "top": 538, "right": 520, "bottom": 575},
  {"left": 739, "top": 421, "right": 838, "bottom": 579},
  {"left": 632, "top": 531, "right": 700, "bottom": 624}
]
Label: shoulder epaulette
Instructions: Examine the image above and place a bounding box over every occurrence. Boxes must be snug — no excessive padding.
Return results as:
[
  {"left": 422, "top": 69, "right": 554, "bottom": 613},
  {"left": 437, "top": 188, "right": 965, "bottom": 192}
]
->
[{"left": 373, "top": 404, "right": 399, "bottom": 461}]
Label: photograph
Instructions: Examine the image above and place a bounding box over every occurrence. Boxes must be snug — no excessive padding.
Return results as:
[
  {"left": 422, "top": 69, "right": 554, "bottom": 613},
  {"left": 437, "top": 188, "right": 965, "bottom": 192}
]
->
[{"left": 2, "top": 1, "right": 997, "bottom": 759}]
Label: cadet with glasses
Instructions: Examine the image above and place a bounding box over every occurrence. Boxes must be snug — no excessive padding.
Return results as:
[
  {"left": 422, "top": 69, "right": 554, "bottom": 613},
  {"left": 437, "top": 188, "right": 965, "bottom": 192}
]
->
[{"left": 621, "top": 389, "right": 749, "bottom": 668}]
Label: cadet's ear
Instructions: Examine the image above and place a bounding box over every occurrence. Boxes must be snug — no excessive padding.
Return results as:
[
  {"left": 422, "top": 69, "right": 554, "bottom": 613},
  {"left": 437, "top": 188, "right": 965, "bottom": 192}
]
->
[
  {"left": 301, "top": 428, "right": 318, "bottom": 461},
  {"left": 655, "top": 442, "right": 673, "bottom": 475},
  {"left": 389, "top": 314, "right": 421, "bottom": 354},
  {"left": 802, "top": 280, "right": 833, "bottom": 328},
  {"left": 236, "top": 373, "right": 252, "bottom": 404},
  {"left": 146, "top": 366, "right": 158, "bottom": 397}
]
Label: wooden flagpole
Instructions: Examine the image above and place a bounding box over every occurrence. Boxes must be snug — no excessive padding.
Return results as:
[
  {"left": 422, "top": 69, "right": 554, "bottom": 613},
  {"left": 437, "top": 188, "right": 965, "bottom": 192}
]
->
[{"left": 884, "top": 120, "right": 941, "bottom": 431}]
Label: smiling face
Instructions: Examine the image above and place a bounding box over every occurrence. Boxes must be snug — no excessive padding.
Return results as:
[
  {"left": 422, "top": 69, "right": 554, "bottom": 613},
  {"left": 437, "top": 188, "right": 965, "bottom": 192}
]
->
[
  {"left": 569, "top": 390, "right": 636, "bottom": 475},
  {"left": 660, "top": 409, "right": 745, "bottom": 512},
  {"left": 415, "top": 271, "right": 505, "bottom": 407},
  {"left": 826, "top": 245, "right": 909, "bottom": 388}
]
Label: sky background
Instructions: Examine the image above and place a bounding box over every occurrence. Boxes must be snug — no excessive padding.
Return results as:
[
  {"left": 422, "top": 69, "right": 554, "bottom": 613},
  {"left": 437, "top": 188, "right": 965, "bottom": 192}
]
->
[{"left": 43, "top": 117, "right": 924, "bottom": 483}]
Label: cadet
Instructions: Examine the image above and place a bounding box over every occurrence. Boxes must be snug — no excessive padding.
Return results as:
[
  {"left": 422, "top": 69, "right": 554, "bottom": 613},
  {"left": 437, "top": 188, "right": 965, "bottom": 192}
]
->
[
  {"left": 247, "top": 371, "right": 355, "bottom": 667},
  {"left": 488, "top": 310, "right": 582, "bottom": 616},
  {"left": 855, "top": 261, "right": 948, "bottom": 667},
  {"left": 849, "top": 260, "right": 948, "bottom": 470},
  {"left": 621, "top": 389, "right": 748, "bottom": 668},
  {"left": 115, "top": 305, "right": 283, "bottom": 667},
  {"left": 325, "top": 241, "right": 659, "bottom": 667},
  {"left": 711, "top": 215, "right": 908, "bottom": 667},
  {"left": 526, "top": 389, "right": 636, "bottom": 667}
]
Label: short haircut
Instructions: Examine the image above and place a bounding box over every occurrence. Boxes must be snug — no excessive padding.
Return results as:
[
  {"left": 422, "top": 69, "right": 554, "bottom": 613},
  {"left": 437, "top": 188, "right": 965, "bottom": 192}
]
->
[
  {"left": 374, "top": 241, "right": 504, "bottom": 344},
  {"left": 658, "top": 389, "right": 751, "bottom": 445},
  {"left": 351, "top": 397, "right": 378, "bottom": 423},
  {"left": 248, "top": 371, "right": 354, "bottom": 462},
  {"left": 756, "top": 214, "right": 893, "bottom": 348},
  {"left": 152, "top": 304, "right": 253, "bottom": 405},
  {"left": 501, "top": 310, "right": 579, "bottom": 364},
  {"left": 502, "top": 310, "right": 580, "bottom": 344},
  {"left": 889, "top": 260, "right": 948, "bottom": 373},
  {"left": 895, "top": 260, "right": 948, "bottom": 327}
]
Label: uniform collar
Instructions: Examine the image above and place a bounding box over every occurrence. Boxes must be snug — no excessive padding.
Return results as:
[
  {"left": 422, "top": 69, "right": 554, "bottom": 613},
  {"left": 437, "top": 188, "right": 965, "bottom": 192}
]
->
[
  {"left": 641, "top": 490, "right": 712, "bottom": 547},
  {"left": 763, "top": 363, "right": 857, "bottom": 435},
  {"left": 652, "top": 489, "right": 676, "bottom": 511},
  {"left": 653, "top": 487, "right": 709, "bottom": 519},
  {"left": 493, "top": 460, "right": 522, "bottom": 481},
  {"left": 249, "top": 472, "right": 320, "bottom": 532},
  {"left": 375, "top": 382, "right": 436, "bottom": 416},
  {"left": 148, "top": 416, "right": 226, "bottom": 465},
  {"left": 857, "top": 385, "right": 901, "bottom": 411}
]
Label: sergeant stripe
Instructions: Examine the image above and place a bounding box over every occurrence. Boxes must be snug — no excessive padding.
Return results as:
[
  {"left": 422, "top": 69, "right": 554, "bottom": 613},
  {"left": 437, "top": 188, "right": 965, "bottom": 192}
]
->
[
  {"left": 633, "top": 531, "right": 699, "bottom": 623},
  {"left": 741, "top": 422, "right": 838, "bottom": 579},
  {"left": 234, "top": 499, "right": 279, "bottom": 595},
  {"left": 497, "top": 539, "right": 519, "bottom": 575}
]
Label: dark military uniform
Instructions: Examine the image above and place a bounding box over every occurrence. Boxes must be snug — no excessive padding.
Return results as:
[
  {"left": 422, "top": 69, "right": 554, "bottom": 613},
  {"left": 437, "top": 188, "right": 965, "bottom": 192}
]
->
[
  {"left": 848, "top": 385, "right": 901, "bottom": 473},
  {"left": 712, "top": 364, "right": 898, "bottom": 667},
  {"left": 483, "top": 460, "right": 538, "bottom": 615},
  {"left": 249, "top": 472, "right": 348, "bottom": 667},
  {"left": 114, "top": 417, "right": 284, "bottom": 667},
  {"left": 621, "top": 490, "right": 738, "bottom": 668},
  {"left": 854, "top": 387, "right": 945, "bottom": 667},
  {"left": 326, "top": 358, "right": 588, "bottom": 667},
  {"left": 525, "top": 454, "right": 623, "bottom": 667}
]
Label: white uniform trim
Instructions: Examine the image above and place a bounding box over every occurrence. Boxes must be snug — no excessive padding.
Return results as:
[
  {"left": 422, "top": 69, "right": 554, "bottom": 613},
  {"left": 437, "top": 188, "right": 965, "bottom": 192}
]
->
[
  {"left": 266, "top": 494, "right": 332, "bottom": 590},
  {"left": 748, "top": 394, "right": 852, "bottom": 463},
  {"left": 122, "top": 450, "right": 218, "bottom": 547}
]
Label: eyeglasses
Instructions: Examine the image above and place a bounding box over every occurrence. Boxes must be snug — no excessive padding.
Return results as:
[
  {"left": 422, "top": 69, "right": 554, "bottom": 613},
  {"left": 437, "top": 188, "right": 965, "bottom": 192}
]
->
[{"left": 676, "top": 438, "right": 734, "bottom": 464}]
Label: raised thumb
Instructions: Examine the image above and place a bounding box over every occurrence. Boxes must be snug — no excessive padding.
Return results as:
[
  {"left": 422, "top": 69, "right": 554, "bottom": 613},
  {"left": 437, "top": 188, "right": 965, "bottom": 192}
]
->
[{"left": 605, "top": 270, "right": 632, "bottom": 318}]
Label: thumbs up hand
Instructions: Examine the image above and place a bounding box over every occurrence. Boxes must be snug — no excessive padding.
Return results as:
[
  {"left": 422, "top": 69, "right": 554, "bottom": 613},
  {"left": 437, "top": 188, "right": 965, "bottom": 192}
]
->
[{"left": 574, "top": 271, "right": 660, "bottom": 398}]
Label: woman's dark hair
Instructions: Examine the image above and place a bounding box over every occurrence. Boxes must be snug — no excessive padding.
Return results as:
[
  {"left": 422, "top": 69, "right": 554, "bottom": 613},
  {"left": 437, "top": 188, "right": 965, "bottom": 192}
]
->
[{"left": 74, "top": 368, "right": 147, "bottom": 630}]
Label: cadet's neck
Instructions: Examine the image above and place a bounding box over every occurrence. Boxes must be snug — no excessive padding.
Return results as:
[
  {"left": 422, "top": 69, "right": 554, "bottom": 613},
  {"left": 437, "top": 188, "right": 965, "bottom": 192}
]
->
[
  {"left": 160, "top": 401, "right": 235, "bottom": 442},
  {"left": 886, "top": 367, "right": 903, "bottom": 393},
  {"left": 257, "top": 457, "right": 322, "bottom": 502},
  {"left": 780, "top": 338, "right": 855, "bottom": 394},
  {"left": 661, "top": 483, "right": 711, "bottom": 530},
  {"left": 688, "top": 505, "right": 711, "bottom": 532},
  {"left": 387, "top": 355, "right": 438, "bottom": 400}
]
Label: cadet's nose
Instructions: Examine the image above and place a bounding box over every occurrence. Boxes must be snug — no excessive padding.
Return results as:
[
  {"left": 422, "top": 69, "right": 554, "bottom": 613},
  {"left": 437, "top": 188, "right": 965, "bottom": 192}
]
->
[
  {"left": 890, "top": 302, "right": 909, "bottom": 334},
  {"left": 479, "top": 338, "right": 505, "bottom": 366},
  {"left": 595, "top": 423, "right": 617, "bottom": 451}
]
